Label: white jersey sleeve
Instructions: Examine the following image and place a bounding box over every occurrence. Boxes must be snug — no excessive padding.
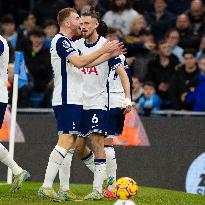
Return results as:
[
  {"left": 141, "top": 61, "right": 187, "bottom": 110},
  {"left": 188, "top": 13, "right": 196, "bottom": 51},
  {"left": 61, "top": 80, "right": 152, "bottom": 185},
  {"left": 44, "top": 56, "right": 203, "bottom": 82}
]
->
[
  {"left": 108, "top": 55, "right": 126, "bottom": 93},
  {"left": 0, "top": 35, "right": 9, "bottom": 103},
  {"left": 51, "top": 34, "right": 83, "bottom": 106},
  {"left": 108, "top": 55, "right": 132, "bottom": 108}
]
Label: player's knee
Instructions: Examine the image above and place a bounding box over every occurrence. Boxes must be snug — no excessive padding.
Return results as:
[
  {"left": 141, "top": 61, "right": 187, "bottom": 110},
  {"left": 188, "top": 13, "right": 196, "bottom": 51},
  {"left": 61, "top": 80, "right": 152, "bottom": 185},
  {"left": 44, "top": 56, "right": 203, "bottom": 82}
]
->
[
  {"left": 57, "top": 134, "right": 74, "bottom": 149},
  {"left": 75, "top": 144, "right": 85, "bottom": 158},
  {"left": 104, "top": 138, "right": 113, "bottom": 146}
]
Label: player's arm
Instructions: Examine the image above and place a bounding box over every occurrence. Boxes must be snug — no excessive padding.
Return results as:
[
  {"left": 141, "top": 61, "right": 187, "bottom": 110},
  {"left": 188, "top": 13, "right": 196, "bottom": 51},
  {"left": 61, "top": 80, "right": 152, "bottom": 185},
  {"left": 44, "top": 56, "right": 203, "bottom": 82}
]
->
[
  {"left": 85, "top": 43, "right": 126, "bottom": 68},
  {"left": 116, "top": 65, "right": 132, "bottom": 115},
  {"left": 85, "top": 53, "right": 110, "bottom": 67},
  {"left": 110, "top": 56, "right": 131, "bottom": 114},
  {"left": 70, "top": 41, "right": 122, "bottom": 69}
]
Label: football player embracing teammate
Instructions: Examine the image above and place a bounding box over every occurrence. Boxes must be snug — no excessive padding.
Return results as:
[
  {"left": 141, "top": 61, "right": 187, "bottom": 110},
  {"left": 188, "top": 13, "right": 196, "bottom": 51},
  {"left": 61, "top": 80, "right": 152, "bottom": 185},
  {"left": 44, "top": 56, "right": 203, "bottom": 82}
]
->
[
  {"left": 58, "top": 11, "right": 132, "bottom": 200},
  {"left": 38, "top": 8, "right": 123, "bottom": 202}
]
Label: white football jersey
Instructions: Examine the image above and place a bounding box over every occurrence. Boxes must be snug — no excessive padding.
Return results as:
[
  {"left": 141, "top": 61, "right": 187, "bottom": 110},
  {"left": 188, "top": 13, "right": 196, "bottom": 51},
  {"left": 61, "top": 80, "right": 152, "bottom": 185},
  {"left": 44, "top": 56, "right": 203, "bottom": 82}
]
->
[
  {"left": 75, "top": 36, "right": 123, "bottom": 110},
  {"left": 51, "top": 33, "right": 83, "bottom": 106},
  {"left": 114, "top": 199, "right": 136, "bottom": 205},
  {"left": 0, "top": 35, "right": 9, "bottom": 103},
  {"left": 109, "top": 55, "right": 130, "bottom": 108}
]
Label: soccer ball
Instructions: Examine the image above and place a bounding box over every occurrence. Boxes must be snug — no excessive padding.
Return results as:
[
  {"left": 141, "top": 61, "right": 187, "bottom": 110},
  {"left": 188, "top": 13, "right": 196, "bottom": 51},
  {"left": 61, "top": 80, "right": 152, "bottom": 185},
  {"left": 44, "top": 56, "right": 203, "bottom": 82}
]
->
[{"left": 113, "top": 177, "right": 138, "bottom": 200}]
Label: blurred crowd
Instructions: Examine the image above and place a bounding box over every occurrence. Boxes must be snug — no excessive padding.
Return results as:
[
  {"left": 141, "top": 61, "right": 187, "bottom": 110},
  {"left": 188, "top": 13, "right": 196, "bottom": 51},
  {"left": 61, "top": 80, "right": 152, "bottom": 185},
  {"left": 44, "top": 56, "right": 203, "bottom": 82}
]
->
[{"left": 2, "top": 0, "right": 205, "bottom": 114}]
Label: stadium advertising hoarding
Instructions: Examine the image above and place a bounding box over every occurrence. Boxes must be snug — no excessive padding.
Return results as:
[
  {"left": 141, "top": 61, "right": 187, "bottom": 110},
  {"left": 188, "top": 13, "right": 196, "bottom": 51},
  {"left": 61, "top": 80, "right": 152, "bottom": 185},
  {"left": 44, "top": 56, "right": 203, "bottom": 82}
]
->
[
  {"left": 1, "top": 114, "right": 205, "bottom": 192},
  {"left": 186, "top": 152, "right": 205, "bottom": 195}
]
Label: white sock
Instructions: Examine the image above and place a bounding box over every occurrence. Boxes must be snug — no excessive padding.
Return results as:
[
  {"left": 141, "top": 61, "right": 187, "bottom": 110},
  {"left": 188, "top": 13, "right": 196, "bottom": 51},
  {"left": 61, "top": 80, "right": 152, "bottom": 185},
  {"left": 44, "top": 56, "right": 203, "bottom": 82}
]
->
[
  {"left": 0, "top": 143, "right": 23, "bottom": 176},
  {"left": 43, "top": 145, "right": 67, "bottom": 188},
  {"left": 93, "top": 159, "right": 106, "bottom": 193},
  {"left": 104, "top": 146, "right": 117, "bottom": 181},
  {"left": 81, "top": 151, "right": 95, "bottom": 173},
  {"left": 59, "top": 149, "right": 74, "bottom": 191}
]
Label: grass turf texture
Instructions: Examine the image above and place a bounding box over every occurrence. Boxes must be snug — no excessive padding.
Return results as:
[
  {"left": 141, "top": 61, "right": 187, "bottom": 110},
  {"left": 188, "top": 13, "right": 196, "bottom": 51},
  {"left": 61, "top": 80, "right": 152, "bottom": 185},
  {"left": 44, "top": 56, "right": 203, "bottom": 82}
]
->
[{"left": 0, "top": 182, "right": 205, "bottom": 205}]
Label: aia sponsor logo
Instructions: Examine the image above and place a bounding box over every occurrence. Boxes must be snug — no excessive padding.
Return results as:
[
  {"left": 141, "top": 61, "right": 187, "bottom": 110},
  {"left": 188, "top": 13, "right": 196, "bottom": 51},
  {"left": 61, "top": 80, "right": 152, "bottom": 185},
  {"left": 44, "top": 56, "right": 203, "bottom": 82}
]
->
[{"left": 81, "top": 67, "right": 99, "bottom": 75}]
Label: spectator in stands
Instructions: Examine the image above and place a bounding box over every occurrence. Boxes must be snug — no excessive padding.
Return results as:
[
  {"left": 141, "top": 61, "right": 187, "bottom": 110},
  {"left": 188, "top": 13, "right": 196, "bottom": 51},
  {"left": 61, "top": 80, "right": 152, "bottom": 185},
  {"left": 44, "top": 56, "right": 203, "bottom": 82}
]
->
[
  {"left": 176, "top": 14, "right": 200, "bottom": 50},
  {"left": 74, "top": 0, "right": 106, "bottom": 16},
  {"left": 166, "top": 0, "right": 192, "bottom": 15},
  {"left": 183, "top": 56, "right": 205, "bottom": 111},
  {"left": 74, "top": 0, "right": 90, "bottom": 14},
  {"left": 165, "top": 28, "right": 184, "bottom": 63},
  {"left": 24, "top": 27, "right": 52, "bottom": 107},
  {"left": 43, "top": 19, "right": 58, "bottom": 48},
  {"left": 16, "top": 12, "right": 37, "bottom": 51},
  {"left": 136, "top": 81, "right": 161, "bottom": 116},
  {"left": 0, "top": 14, "right": 15, "bottom": 62},
  {"left": 133, "top": 0, "right": 153, "bottom": 14},
  {"left": 132, "top": 29, "right": 156, "bottom": 80},
  {"left": 1, "top": 14, "right": 17, "bottom": 50},
  {"left": 105, "top": 26, "right": 154, "bottom": 59},
  {"left": 145, "top": 40, "right": 179, "bottom": 109},
  {"left": 102, "top": 0, "right": 139, "bottom": 35},
  {"left": 124, "top": 15, "right": 147, "bottom": 43},
  {"left": 196, "top": 35, "right": 205, "bottom": 59},
  {"left": 145, "top": 0, "right": 176, "bottom": 41},
  {"left": 32, "top": 0, "right": 68, "bottom": 25},
  {"left": 186, "top": 0, "right": 205, "bottom": 36},
  {"left": 132, "top": 76, "right": 144, "bottom": 103},
  {"left": 169, "top": 49, "right": 199, "bottom": 110}
]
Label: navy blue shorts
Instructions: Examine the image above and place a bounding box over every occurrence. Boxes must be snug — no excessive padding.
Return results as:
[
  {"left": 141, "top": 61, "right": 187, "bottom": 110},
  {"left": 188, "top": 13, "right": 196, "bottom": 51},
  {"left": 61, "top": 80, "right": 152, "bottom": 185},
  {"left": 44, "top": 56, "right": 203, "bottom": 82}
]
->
[
  {"left": 81, "top": 109, "right": 109, "bottom": 137},
  {"left": 53, "top": 104, "right": 83, "bottom": 135},
  {"left": 107, "top": 108, "right": 125, "bottom": 137},
  {"left": 0, "top": 103, "right": 7, "bottom": 129}
]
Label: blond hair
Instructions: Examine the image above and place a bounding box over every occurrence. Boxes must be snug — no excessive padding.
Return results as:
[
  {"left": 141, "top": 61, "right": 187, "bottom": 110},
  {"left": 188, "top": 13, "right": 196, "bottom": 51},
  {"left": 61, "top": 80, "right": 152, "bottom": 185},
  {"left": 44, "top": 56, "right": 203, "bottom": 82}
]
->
[{"left": 57, "top": 8, "right": 77, "bottom": 26}]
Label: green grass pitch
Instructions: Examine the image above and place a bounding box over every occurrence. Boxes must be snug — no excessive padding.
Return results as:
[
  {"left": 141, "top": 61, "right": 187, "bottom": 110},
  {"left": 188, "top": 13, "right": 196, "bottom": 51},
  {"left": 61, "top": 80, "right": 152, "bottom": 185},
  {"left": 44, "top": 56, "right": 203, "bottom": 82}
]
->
[{"left": 0, "top": 182, "right": 205, "bottom": 205}]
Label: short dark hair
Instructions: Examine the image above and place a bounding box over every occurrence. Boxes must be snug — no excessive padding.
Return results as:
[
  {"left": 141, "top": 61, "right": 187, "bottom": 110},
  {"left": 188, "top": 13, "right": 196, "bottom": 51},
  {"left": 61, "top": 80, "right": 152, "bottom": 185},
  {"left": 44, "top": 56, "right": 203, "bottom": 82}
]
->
[
  {"left": 154, "top": 0, "right": 167, "bottom": 4},
  {"left": 57, "top": 8, "right": 77, "bottom": 26},
  {"left": 43, "top": 19, "right": 57, "bottom": 29},
  {"left": 97, "top": 21, "right": 108, "bottom": 37},
  {"left": 139, "top": 28, "right": 152, "bottom": 37},
  {"left": 28, "top": 27, "right": 45, "bottom": 37},
  {"left": 183, "top": 49, "right": 196, "bottom": 57},
  {"left": 20, "top": 11, "right": 35, "bottom": 23},
  {"left": 106, "top": 27, "right": 123, "bottom": 35},
  {"left": 110, "top": 0, "right": 133, "bottom": 12},
  {"left": 1, "top": 14, "right": 15, "bottom": 24},
  {"left": 165, "top": 28, "right": 179, "bottom": 39},
  {"left": 157, "top": 39, "right": 167, "bottom": 49},
  {"left": 81, "top": 10, "right": 100, "bottom": 21},
  {"left": 143, "top": 81, "right": 155, "bottom": 89}
]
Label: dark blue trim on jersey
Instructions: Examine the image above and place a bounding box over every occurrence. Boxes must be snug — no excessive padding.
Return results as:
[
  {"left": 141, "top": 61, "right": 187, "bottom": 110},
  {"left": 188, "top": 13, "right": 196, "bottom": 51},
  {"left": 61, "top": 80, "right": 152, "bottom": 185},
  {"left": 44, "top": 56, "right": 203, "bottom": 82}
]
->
[
  {"left": 0, "top": 40, "right": 4, "bottom": 56},
  {"left": 84, "top": 35, "right": 101, "bottom": 48},
  {"left": 108, "top": 57, "right": 122, "bottom": 70},
  {"left": 106, "top": 79, "right": 110, "bottom": 110},
  {"left": 56, "top": 37, "right": 76, "bottom": 59},
  {"left": 61, "top": 59, "right": 67, "bottom": 104}
]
